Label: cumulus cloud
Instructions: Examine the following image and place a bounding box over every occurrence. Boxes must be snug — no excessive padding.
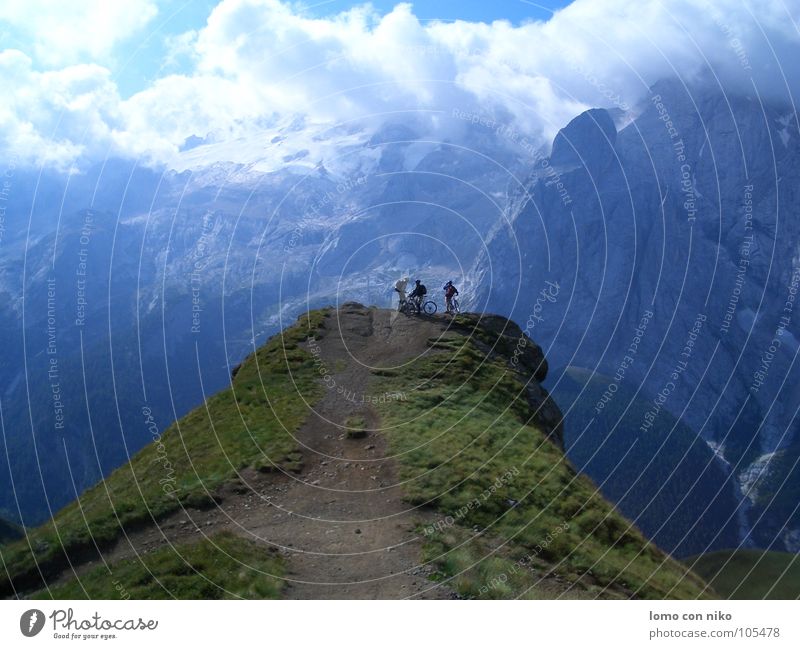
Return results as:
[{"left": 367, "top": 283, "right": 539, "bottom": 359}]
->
[
  {"left": 0, "top": 50, "right": 122, "bottom": 170},
  {"left": 0, "top": 0, "right": 159, "bottom": 66},
  {"left": 1, "top": 0, "right": 799, "bottom": 170}
]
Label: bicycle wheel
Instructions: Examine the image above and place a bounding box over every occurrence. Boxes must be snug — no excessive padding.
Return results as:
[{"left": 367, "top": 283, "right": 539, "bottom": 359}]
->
[
  {"left": 451, "top": 298, "right": 460, "bottom": 314},
  {"left": 423, "top": 300, "right": 437, "bottom": 315}
]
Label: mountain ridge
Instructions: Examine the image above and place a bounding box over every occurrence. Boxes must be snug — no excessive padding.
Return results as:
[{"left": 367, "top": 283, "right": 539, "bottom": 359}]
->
[{"left": 0, "top": 305, "right": 710, "bottom": 599}]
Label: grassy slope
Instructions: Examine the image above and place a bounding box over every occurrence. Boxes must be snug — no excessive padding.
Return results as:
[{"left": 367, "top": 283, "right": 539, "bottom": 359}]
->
[
  {"left": 4, "top": 308, "right": 713, "bottom": 600},
  {"left": 0, "top": 310, "right": 326, "bottom": 597},
  {"left": 37, "top": 532, "right": 284, "bottom": 599},
  {"left": 686, "top": 550, "right": 800, "bottom": 599},
  {"left": 374, "top": 328, "right": 709, "bottom": 599}
]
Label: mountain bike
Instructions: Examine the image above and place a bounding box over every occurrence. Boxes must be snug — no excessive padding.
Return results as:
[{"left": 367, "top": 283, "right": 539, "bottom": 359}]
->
[
  {"left": 421, "top": 299, "right": 437, "bottom": 315},
  {"left": 400, "top": 297, "right": 437, "bottom": 316},
  {"left": 446, "top": 297, "right": 460, "bottom": 315}
]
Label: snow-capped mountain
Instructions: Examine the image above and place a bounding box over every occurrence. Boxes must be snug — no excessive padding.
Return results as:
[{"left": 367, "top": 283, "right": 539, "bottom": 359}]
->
[
  {"left": 2, "top": 76, "right": 798, "bottom": 558},
  {"left": 0, "top": 115, "right": 531, "bottom": 524}
]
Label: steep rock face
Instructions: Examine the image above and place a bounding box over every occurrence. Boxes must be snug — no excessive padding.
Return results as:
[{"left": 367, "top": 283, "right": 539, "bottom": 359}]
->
[
  {"left": 549, "top": 107, "right": 618, "bottom": 176},
  {"left": 472, "top": 78, "right": 800, "bottom": 551}
]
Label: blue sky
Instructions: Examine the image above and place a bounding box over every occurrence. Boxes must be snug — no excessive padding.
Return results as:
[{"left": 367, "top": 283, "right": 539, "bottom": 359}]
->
[
  {"left": 304, "top": 0, "right": 571, "bottom": 24},
  {"left": 107, "top": 0, "right": 219, "bottom": 97}
]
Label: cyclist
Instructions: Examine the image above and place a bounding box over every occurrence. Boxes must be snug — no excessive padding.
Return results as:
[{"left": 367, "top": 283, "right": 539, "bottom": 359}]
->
[
  {"left": 443, "top": 280, "right": 459, "bottom": 314},
  {"left": 408, "top": 279, "right": 427, "bottom": 312},
  {"left": 394, "top": 277, "right": 409, "bottom": 311}
]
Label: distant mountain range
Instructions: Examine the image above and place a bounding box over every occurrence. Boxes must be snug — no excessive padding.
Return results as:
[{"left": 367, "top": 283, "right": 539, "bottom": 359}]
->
[
  {"left": 0, "top": 113, "right": 525, "bottom": 524},
  {"left": 1, "top": 75, "right": 798, "bottom": 559}
]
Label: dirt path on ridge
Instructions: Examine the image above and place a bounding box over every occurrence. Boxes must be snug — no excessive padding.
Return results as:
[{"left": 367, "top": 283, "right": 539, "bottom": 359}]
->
[
  {"left": 43, "top": 305, "right": 459, "bottom": 599},
  {"left": 270, "top": 304, "right": 453, "bottom": 598}
]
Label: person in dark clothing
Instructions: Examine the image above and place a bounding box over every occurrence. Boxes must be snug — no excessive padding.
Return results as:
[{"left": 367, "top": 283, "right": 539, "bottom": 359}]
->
[
  {"left": 443, "top": 280, "right": 459, "bottom": 313},
  {"left": 408, "top": 279, "right": 427, "bottom": 311}
]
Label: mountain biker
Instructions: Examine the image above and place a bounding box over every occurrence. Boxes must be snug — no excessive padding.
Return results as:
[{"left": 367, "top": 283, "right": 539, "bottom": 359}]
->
[
  {"left": 443, "top": 280, "right": 459, "bottom": 313},
  {"left": 394, "top": 277, "right": 409, "bottom": 311},
  {"left": 408, "top": 279, "right": 427, "bottom": 312}
]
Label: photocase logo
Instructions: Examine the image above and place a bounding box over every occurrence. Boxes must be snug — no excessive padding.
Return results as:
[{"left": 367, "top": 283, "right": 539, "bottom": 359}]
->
[{"left": 20, "top": 609, "right": 45, "bottom": 637}]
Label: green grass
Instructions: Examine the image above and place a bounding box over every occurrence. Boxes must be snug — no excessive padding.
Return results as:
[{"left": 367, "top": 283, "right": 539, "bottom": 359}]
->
[
  {"left": 449, "top": 314, "right": 518, "bottom": 357},
  {"left": 35, "top": 532, "right": 284, "bottom": 600},
  {"left": 2, "top": 307, "right": 715, "bottom": 600},
  {"left": 374, "top": 336, "right": 710, "bottom": 599},
  {"left": 0, "top": 309, "right": 328, "bottom": 596},
  {"left": 421, "top": 525, "right": 602, "bottom": 599},
  {"left": 686, "top": 549, "right": 800, "bottom": 599},
  {"left": 345, "top": 415, "right": 368, "bottom": 439}
]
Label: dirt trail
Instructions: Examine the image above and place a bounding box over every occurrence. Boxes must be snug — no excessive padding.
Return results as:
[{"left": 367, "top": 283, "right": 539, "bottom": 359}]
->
[
  {"left": 36, "top": 305, "right": 605, "bottom": 600},
  {"left": 46, "top": 305, "right": 458, "bottom": 599},
  {"left": 270, "top": 304, "right": 452, "bottom": 598}
]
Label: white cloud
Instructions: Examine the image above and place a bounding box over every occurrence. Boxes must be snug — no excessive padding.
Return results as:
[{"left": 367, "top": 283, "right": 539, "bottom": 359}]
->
[
  {"left": 1, "top": 0, "right": 799, "bottom": 170},
  {"left": 116, "top": 73, "right": 260, "bottom": 162},
  {"left": 0, "top": 50, "right": 121, "bottom": 170},
  {"left": 160, "top": 29, "right": 200, "bottom": 73},
  {"left": 0, "top": 0, "right": 159, "bottom": 66}
]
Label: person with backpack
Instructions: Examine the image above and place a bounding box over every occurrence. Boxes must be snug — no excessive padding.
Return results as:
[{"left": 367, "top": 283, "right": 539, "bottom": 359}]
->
[
  {"left": 408, "top": 279, "right": 427, "bottom": 312},
  {"left": 443, "top": 280, "right": 459, "bottom": 314},
  {"left": 394, "top": 277, "right": 409, "bottom": 311}
]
